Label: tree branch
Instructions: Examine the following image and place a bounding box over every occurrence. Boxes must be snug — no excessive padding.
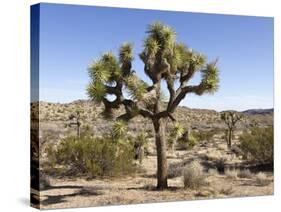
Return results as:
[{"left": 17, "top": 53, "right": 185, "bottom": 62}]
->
[{"left": 168, "top": 85, "right": 201, "bottom": 112}]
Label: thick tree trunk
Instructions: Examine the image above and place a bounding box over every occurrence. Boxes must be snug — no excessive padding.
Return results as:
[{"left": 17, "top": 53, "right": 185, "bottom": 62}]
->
[{"left": 153, "top": 119, "right": 168, "bottom": 189}]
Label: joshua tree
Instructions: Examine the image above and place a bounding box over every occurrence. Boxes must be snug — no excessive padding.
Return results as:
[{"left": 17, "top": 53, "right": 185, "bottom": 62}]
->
[
  {"left": 69, "top": 109, "right": 82, "bottom": 138},
  {"left": 220, "top": 111, "right": 243, "bottom": 148},
  {"left": 87, "top": 22, "right": 219, "bottom": 189}
]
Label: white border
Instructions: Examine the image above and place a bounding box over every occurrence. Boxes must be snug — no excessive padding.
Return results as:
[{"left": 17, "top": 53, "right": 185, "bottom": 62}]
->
[{"left": 0, "top": 0, "right": 280, "bottom": 211}]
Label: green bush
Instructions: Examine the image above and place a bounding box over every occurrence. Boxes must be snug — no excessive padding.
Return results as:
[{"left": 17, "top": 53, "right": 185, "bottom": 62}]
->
[
  {"left": 194, "top": 129, "right": 217, "bottom": 142},
  {"left": 239, "top": 126, "right": 273, "bottom": 165},
  {"left": 49, "top": 136, "right": 135, "bottom": 177}
]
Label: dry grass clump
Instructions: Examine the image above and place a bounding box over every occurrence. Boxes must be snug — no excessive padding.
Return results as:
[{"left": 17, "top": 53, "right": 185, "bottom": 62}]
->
[
  {"left": 142, "top": 179, "right": 155, "bottom": 190},
  {"left": 224, "top": 168, "right": 238, "bottom": 179},
  {"left": 219, "top": 186, "right": 234, "bottom": 195},
  {"left": 237, "top": 169, "right": 253, "bottom": 179},
  {"left": 208, "top": 168, "right": 219, "bottom": 176},
  {"left": 168, "top": 163, "right": 182, "bottom": 178},
  {"left": 255, "top": 172, "right": 269, "bottom": 186},
  {"left": 225, "top": 168, "right": 254, "bottom": 179},
  {"left": 183, "top": 161, "right": 206, "bottom": 189}
]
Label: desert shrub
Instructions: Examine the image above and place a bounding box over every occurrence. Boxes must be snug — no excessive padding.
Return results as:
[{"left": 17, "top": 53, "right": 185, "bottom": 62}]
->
[
  {"left": 168, "top": 162, "right": 182, "bottom": 178},
  {"left": 49, "top": 136, "right": 135, "bottom": 177},
  {"left": 224, "top": 168, "right": 238, "bottom": 179},
  {"left": 208, "top": 168, "right": 219, "bottom": 176},
  {"left": 177, "top": 132, "right": 197, "bottom": 150},
  {"left": 255, "top": 172, "right": 269, "bottom": 186},
  {"left": 239, "top": 126, "right": 273, "bottom": 165},
  {"left": 183, "top": 161, "right": 206, "bottom": 189},
  {"left": 237, "top": 169, "right": 252, "bottom": 179},
  {"left": 194, "top": 129, "right": 217, "bottom": 142}
]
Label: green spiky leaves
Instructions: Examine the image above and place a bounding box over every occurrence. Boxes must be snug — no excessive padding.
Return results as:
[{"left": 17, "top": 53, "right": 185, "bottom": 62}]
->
[
  {"left": 87, "top": 81, "right": 106, "bottom": 103},
  {"left": 200, "top": 62, "right": 219, "bottom": 94},
  {"left": 146, "top": 22, "right": 176, "bottom": 50},
  {"left": 144, "top": 37, "right": 160, "bottom": 56},
  {"left": 119, "top": 42, "right": 134, "bottom": 64},
  {"left": 88, "top": 51, "right": 125, "bottom": 104},
  {"left": 124, "top": 75, "right": 148, "bottom": 101},
  {"left": 112, "top": 120, "right": 128, "bottom": 140},
  {"left": 88, "top": 60, "right": 111, "bottom": 82},
  {"left": 88, "top": 52, "right": 121, "bottom": 83},
  {"left": 167, "top": 122, "right": 184, "bottom": 148},
  {"left": 171, "top": 122, "right": 184, "bottom": 138}
]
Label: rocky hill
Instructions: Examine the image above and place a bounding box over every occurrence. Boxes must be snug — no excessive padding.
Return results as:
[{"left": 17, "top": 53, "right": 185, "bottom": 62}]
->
[{"left": 31, "top": 100, "right": 273, "bottom": 143}]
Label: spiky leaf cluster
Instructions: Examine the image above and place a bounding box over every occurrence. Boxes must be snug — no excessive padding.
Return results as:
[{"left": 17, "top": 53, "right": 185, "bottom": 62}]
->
[
  {"left": 87, "top": 81, "right": 106, "bottom": 103},
  {"left": 124, "top": 75, "right": 148, "bottom": 101},
  {"left": 168, "top": 122, "right": 184, "bottom": 147},
  {"left": 200, "top": 62, "right": 220, "bottom": 94},
  {"left": 170, "top": 122, "right": 184, "bottom": 139},
  {"left": 119, "top": 42, "right": 134, "bottom": 64},
  {"left": 140, "top": 22, "right": 219, "bottom": 95},
  {"left": 88, "top": 52, "right": 121, "bottom": 83},
  {"left": 112, "top": 120, "right": 128, "bottom": 140}
]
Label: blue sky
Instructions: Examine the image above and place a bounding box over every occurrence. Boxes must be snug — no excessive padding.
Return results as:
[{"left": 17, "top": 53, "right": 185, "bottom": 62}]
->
[{"left": 36, "top": 3, "right": 274, "bottom": 111}]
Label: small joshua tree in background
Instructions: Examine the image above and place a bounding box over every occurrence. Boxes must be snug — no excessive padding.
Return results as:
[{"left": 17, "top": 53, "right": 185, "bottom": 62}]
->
[
  {"left": 134, "top": 132, "right": 149, "bottom": 164},
  {"left": 111, "top": 120, "right": 127, "bottom": 142},
  {"left": 167, "top": 122, "right": 184, "bottom": 153},
  {"left": 69, "top": 109, "right": 82, "bottom": 138},
  {"left": 220, "top": 111, "right": 243, "bottom": 148},
  {"left": 87, "top": 22, "right": 219, "bottom": 189}
]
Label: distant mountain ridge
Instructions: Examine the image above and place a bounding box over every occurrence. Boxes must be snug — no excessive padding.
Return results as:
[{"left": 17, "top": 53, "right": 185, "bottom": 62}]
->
[
  {"left": 242, "top": 108, "right": 273, "bottom": 115},
  {"left": 38, "top": 99, "right": 273, "bottom": 114}
]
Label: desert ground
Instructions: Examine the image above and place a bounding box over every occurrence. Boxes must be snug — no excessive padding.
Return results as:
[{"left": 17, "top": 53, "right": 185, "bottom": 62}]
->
[
  {"left": 31, "top": 100, "right": 273, "bottom": 209},
  {"left": 40, "top": 133, "right": 273, "bottom": 208}
]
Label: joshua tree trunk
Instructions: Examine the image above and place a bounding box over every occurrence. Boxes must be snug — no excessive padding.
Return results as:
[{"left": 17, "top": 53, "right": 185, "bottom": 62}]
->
[
  {"left": 77, "top": 125, "right": 81, "bottom": 138},
  {"left": 226, "top": 128, "right": 233, "bottom": 149},
  {"left": 139, "top": 147, "right": 144, "bottom": 164},
  {"left": 77, "top": 122, "right": 81, "bottom": 138},
  {"left": 228, "top": 128, "right": 232, "bottom": 148},
  {"left": 153, "top": 119, "right": 168, "bottom": 189}
]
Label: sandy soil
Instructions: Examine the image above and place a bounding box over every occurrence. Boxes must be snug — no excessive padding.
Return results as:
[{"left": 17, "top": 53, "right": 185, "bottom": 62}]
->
[{"left": 39, "top": 137, "right": 273, "bottom": 209}]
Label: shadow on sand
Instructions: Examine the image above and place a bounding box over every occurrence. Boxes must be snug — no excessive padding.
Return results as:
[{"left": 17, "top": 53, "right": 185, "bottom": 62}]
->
[{"left": 41, "top": 188, "right": 103, "bottom": 206}]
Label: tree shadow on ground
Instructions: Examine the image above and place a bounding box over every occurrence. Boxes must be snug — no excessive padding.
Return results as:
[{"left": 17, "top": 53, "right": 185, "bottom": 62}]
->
[
  {"left": 41, "top": 188, "right": 103, "bottom": 206},
  {"left": 126, "top": 185, "right": 181, "bottom": 192},
  {"left": 141, "top": 173, "right": 156, "bottom": 178},
  {"left": 41, "top": 185, "right": 84, "bottom": 191}
]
